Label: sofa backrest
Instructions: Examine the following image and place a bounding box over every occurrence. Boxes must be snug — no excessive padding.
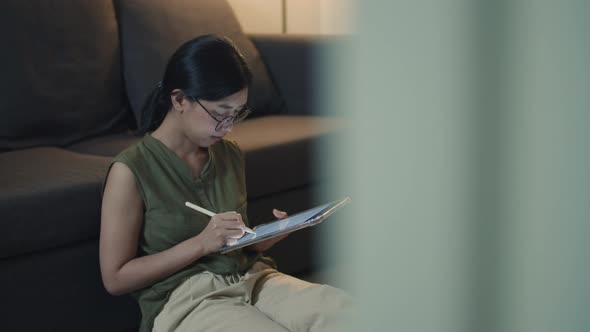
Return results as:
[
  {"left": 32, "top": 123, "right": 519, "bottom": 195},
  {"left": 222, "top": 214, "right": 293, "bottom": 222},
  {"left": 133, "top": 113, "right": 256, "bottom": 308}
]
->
[
  {"left": 0, "top": 0, "right": 128, "bottom": 151},
  {"left": 114, "top": 0, "right": 286, "bottom": 128},
  {"left": 0, "top": 0, "right": 285, "bottom": 151}
]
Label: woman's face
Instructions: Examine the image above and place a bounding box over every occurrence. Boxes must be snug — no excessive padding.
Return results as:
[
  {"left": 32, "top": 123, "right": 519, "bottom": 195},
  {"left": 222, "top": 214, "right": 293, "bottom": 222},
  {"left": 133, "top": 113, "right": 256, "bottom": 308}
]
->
[{"left": 181, "top": 87, "right": 248, "bottom": 147}]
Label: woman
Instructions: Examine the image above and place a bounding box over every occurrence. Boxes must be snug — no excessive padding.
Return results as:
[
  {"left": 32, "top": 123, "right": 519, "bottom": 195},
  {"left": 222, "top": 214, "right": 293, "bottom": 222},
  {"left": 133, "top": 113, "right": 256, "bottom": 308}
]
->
[{"left": 100, "top": 35, "right": 351, "bottom": 332}]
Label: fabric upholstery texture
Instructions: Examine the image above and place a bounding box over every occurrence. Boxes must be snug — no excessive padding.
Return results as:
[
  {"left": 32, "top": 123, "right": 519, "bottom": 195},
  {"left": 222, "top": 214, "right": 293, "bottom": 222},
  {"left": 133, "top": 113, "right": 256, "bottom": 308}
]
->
[
  {"left": 0, "top": 147, "right": 110, "bottom": 259},
  {"left": 0, "top": 0, "right": 128, "bottom": 150},
  {"left": 114, "top": 0, "right": 285, "bottom": 127},
  {"left": 250, "top": 35, "right": 346, "bottom": 116},
  {"left": 67, "top": 131, "right": 142, "bottom": 157},
  {"left": 1, "top": 239, "right": 140, "bottom": 332},
  {"left": 250, "top": 35, "right": 318, "bottom": 116},
  {"left": 227, "top": 115, "right": 347, "bottom": 199}
]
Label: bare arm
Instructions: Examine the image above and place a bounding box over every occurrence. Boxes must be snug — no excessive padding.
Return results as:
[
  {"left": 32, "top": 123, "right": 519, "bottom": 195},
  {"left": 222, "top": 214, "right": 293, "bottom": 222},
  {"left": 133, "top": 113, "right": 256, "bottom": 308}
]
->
[{"left": 99, "top": 162, "right": 246, "bottom": 295}]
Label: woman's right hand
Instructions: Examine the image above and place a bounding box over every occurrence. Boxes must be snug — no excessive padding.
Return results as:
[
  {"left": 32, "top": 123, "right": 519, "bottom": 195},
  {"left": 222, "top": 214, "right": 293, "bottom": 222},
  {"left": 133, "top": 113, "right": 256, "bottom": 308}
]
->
[{"left": 196, "top": 212, "right": 246, "bottom": 254}]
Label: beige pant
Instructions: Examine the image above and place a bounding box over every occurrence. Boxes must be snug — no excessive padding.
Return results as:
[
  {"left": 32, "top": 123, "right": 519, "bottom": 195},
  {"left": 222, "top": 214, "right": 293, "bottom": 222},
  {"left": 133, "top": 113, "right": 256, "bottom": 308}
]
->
[{"left": 153, "top": 262, "right": 352, "bottom": 332}]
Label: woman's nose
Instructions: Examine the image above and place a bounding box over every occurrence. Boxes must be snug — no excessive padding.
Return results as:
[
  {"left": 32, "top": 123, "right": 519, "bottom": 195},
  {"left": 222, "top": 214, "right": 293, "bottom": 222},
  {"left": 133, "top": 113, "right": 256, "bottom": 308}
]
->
[{"left": 221, "top": 123, "right": 234, "bottom": 133}]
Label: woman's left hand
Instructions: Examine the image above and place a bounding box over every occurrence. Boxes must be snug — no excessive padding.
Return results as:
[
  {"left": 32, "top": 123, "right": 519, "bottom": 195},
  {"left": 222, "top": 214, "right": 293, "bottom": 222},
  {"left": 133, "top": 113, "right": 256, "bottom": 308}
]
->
[{"left": 248, "top": 209, "right": 289, "bottom": 252}]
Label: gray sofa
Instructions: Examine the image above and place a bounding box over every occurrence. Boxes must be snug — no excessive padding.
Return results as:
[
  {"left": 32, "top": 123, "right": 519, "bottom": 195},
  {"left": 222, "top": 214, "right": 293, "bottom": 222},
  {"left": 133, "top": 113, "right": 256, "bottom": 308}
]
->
[{"left": 0, "top": 1, "right": 344, "bottom": 331}]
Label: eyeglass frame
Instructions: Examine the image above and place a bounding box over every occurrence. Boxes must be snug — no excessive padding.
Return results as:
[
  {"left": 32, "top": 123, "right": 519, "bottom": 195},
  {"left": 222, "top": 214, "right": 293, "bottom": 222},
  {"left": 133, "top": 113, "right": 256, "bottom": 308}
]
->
[{"left": 189, "top": 96, "right": 251, "bottom": 131}]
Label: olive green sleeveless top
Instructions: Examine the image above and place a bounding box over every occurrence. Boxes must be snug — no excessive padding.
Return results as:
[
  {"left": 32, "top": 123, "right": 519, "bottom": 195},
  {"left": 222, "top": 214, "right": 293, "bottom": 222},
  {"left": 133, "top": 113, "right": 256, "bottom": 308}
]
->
[{"left": 106, "top": 134, "right": 267, "bottom": 332}]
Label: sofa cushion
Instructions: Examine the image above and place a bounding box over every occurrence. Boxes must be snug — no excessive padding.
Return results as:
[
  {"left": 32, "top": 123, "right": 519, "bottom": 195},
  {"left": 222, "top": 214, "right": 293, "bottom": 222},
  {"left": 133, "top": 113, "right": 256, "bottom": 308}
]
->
[
  {"left": 114, "top": 0, "right": 285, "bottom": 127},
  {"left": 0, "top": 0, "right": 128, "bottom": 150},
  {"left": 67, "top": 131, "right": 142, "bottom": 157},
  {"left": 227, "top": 115, "right": 347, "bottom": 199},
  {"left": 250, "top": 35, "right": 328, "bottom": 116},
  {"left": 0, "top": 148, "right": 110, "bottom": 259}
]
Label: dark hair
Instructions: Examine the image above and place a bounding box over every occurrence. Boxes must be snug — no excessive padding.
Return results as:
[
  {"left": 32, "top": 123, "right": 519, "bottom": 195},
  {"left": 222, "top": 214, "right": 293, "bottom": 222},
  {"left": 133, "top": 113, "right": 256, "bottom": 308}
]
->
[{"left": 138, "top": 34, "right": 252, "bottom": 134}]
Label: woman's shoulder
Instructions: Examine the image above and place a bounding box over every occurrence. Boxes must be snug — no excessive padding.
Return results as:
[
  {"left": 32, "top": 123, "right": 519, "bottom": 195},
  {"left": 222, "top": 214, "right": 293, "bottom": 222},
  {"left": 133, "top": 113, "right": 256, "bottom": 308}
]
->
[
  {"left": 102, "top": 138, "right": 149, "bottom": 196},
  {"left": 111, "top": 135, "right": 150, "bottom": 165}
]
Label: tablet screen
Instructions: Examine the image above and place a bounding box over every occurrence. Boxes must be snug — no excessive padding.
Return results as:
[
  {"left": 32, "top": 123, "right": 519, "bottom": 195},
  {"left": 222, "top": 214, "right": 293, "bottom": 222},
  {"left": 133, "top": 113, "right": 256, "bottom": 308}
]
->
[
  {"left": 241, "top": 202, "right": 332, "bottom": 242},
  {"left": 218, "top": 197, "right": 350, "bottom": 254}
]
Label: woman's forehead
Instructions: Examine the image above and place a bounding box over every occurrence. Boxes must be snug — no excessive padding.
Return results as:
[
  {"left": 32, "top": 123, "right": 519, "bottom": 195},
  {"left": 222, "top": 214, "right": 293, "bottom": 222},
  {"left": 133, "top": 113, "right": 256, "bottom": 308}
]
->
[{"left": 203, "top": 88, "right": 248, "bottom": 108}]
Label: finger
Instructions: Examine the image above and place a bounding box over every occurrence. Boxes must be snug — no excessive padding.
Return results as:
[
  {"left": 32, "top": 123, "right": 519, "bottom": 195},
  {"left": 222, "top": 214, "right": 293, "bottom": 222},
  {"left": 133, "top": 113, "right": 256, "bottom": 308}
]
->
[
  {"left": 225, "top": 228, "right": 245, "bottom": 239},
  {"left": 211, "top": 213, "right": 236, "bottom": 224},
  {"left": 216, "top": 218, "right": 245, "bottom": 230},
  {"left": 273, "top": 209, "right": 288, "bottom": 219},
  {"left": 220, "top": 211, "right": 241, "bottom": 221},
  {"left": 276, "top": 233, "right": 289, "bottom": 241}
]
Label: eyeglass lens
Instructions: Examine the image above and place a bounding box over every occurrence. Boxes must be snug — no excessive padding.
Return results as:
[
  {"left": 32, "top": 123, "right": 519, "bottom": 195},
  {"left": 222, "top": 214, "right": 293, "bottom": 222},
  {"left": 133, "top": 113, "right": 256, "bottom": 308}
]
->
[{"left": 216, "top": 108, "right": 251, "bottom": 130}]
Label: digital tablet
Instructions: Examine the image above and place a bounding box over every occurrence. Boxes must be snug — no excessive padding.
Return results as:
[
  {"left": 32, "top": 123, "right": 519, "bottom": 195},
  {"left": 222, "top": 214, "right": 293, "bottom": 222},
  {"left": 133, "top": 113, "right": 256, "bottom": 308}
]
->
[{"left": 219, "top": 196, "right": 351, "bottom": 254}]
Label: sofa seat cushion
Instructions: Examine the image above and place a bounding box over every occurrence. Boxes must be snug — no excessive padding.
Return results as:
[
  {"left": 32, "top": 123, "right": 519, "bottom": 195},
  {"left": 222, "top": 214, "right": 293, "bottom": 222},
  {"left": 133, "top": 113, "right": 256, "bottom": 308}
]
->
[
  {"left": 115, "top": 0, "right": 285, "bottom": 128},
  {"left": 227, "top": 115, "right": 347, "bottom": 199},
  {"left": 0, "top": 148, "right": 110, "bottom": 259}
]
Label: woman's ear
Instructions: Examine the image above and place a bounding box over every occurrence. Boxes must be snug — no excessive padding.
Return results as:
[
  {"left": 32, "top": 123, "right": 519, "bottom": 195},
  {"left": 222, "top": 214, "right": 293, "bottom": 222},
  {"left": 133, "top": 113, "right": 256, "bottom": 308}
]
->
[{"left": 170, "top": 89, "right": 186, "bottom": 112}]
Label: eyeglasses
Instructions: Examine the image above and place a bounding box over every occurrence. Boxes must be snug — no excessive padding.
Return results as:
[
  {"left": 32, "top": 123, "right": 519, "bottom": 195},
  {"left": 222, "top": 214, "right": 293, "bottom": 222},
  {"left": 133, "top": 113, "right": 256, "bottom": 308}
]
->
[{"left": 190, "top": 96, "right": 251, "bottom": 131}]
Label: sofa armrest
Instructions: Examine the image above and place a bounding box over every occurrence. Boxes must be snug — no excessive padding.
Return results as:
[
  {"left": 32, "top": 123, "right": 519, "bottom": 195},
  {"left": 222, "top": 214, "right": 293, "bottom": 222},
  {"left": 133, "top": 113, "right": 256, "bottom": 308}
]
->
[{"left": 248, "top": 34, "right": 342, "bottom": 116}]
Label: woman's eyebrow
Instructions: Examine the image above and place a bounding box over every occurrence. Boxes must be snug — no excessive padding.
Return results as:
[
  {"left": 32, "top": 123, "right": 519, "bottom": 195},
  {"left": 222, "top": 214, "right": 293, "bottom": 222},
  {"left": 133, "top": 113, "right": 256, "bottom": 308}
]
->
[{"left": 217, "top": 103, "right": 246, "bottom": 110}]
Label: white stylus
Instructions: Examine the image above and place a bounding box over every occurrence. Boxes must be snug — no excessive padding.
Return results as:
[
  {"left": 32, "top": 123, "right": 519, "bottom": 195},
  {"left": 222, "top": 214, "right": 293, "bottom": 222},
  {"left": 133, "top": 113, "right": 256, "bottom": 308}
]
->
[{"left": 185, "top": 201, "right": 255, "bottom": 234}]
